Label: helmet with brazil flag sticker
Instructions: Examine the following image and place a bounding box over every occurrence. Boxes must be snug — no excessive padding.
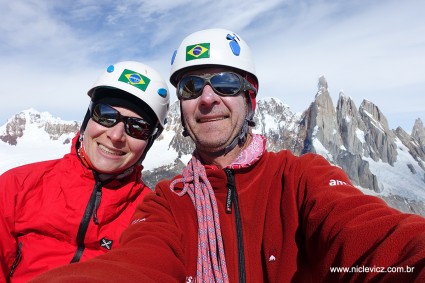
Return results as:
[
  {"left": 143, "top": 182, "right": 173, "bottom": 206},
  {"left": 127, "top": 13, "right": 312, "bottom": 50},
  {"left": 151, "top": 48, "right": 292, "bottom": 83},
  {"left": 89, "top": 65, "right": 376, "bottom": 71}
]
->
[{"left": 87, "top": 61, "right": 170, "bottom": 131}]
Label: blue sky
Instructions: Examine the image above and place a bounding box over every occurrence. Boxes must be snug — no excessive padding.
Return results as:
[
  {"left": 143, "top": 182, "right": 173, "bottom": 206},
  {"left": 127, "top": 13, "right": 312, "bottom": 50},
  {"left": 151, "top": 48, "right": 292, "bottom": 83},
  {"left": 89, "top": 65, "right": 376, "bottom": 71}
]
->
[{"left": 0, "top": 0, "right": 424, "bottom": 132}]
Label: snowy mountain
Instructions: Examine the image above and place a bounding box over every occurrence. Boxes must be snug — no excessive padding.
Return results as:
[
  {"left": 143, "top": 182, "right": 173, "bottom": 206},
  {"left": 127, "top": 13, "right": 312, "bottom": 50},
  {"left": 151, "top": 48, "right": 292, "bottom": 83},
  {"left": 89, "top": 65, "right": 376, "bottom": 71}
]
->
[
  {"left": 1, "top": 77, "right": 424, "bottom": 215},
  {"left": 0, "top": 108, "right": 79, "bottom": 169}
]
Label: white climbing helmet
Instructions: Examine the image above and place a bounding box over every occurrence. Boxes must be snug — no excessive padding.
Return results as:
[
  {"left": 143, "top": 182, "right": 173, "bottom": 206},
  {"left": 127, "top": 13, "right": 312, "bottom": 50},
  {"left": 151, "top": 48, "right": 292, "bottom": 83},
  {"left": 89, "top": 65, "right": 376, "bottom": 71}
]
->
[
  {"left": 88, "top": 61, "right": 170, "bottom": 128},
  {"left": 169, "top": 29, "right": 259, "bottom": 154},
  {"left": 169, "top": 28, "right": 258, "bottom": 90}
]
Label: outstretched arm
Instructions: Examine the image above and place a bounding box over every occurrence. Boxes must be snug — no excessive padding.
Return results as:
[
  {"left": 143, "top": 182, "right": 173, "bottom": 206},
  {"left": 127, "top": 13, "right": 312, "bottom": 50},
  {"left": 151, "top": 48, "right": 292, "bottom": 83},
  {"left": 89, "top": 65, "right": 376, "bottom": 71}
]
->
[
  {"left": 30, "top": 185, "right": 187, "bottom": 283},
  {"left": 296, "top": 153, "right": 425, "bottom": 282}
]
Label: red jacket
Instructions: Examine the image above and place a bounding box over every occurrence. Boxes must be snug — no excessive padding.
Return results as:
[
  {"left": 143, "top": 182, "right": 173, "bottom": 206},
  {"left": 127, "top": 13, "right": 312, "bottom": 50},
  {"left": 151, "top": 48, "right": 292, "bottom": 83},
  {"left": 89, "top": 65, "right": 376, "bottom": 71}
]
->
[
  {"left": 31, "top": 150, "right": 425, "bottom": 282},
  {"left": 0, "top": 134, "right": 150, "bottom": 283}
]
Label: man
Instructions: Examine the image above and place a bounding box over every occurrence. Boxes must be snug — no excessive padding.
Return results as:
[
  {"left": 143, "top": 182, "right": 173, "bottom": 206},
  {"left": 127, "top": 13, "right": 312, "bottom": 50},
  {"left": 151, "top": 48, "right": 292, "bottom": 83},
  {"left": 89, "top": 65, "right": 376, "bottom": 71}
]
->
[
  {"left": 1, "top": 61, "right": 169, "bottom": 283},
  {"left": 32, "top": 29, "right": 425, "bottom": 282}
]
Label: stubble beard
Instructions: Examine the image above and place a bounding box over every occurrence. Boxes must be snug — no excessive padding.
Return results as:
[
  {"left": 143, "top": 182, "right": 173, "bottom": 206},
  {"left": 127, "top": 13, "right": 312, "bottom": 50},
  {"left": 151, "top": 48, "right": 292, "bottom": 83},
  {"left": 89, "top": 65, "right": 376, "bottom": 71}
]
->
[{"left": 189, "top": 121, "right": 245, "bottom": 157}]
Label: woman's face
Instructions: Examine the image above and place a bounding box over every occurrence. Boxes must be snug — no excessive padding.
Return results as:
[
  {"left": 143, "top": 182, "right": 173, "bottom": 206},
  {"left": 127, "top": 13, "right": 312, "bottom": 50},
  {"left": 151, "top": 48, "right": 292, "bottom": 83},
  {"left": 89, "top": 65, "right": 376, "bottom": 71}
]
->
[{"left": 83, "top": 106, "right": 148, "bottom": 173}]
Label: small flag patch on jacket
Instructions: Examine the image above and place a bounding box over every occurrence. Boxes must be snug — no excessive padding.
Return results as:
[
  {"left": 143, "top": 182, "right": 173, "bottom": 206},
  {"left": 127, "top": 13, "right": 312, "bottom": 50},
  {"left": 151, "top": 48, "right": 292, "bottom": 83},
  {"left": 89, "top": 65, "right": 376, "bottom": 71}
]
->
[
  {"left": 118, "top": 69, "right": 150, "bottom": 91},
  {"left": 186, "top": 43, "right": 210, "bottom": 61}
]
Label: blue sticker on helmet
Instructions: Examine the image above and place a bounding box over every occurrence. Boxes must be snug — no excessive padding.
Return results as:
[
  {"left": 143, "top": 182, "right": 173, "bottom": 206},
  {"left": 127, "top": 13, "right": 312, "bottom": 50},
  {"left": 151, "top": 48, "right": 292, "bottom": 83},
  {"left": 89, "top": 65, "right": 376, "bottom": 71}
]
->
[
  {"left": 171, "top": 50, "right": 177, "bottom": 65},
  {"left": 107, "top": 65, "right": 115, "bottom": 73},
  {"left": 226, "top": 34, "right": 241, "bottom": 56},
  {"left": 158, "top": 88, "right": 168, "bottom": 98}
]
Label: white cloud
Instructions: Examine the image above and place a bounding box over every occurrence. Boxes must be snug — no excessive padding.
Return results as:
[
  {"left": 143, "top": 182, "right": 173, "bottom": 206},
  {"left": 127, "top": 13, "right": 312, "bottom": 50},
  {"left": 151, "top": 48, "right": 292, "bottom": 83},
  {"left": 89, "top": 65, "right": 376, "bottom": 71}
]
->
[{"left": 0, "top": 0, "right": 424, "bottom": 131}]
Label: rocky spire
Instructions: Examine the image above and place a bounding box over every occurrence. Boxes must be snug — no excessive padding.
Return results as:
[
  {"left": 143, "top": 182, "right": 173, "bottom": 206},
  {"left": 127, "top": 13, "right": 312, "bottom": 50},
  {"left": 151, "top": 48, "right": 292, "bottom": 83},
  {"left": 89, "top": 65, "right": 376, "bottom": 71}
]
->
[
  {"left": 336, "top": 92, "right": 366, "bottom": 155},
  {"left": 302, "top": 75, "right": 343, "bottom": 157},
  {"left": 359, "top": 100, "right": 397, "bottom": 165},
  {"left": 412, "top": 118, "right": 425, "bottom": 151}
]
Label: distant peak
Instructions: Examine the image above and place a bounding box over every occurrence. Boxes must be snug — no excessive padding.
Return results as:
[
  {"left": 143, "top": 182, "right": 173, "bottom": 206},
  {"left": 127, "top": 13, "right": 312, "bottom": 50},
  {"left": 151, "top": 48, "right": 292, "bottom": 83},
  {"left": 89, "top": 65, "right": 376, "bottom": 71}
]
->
[
  {"left": 412, "top": 118, "right": 425, "bottom": 139},
  {"left": 414, "top": 118, "right": 423, "bottom": 127},
  {"left": 317, "top": 75, "right": 328, "bottom": 91},
  {"left": 22, "top": 108, "right": 40, "bottom": 114},
  {"left": 259, "top": 96, "right": 285, "bottom": 105}
]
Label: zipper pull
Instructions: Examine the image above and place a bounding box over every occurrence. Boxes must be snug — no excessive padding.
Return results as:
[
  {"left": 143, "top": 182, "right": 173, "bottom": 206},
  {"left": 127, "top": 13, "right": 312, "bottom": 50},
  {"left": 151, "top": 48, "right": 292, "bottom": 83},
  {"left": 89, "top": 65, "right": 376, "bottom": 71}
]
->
[
  {"left": 226, "top": 185, "right": 233, "bottom": 214},
  {"left": 92, "top": 181, "right": 102, "bottom": 225},
  {"left": 224, "top": 169, "right": 235, "bottom": 214}
]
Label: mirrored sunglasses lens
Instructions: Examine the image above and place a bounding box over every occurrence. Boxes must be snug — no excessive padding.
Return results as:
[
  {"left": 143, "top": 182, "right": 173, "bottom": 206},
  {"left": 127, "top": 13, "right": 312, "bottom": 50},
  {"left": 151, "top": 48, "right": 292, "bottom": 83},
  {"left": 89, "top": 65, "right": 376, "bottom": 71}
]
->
[
  {"left": 125, "top": 118, "right": 152, "bottom": 140},
  {"left": 179, "top": 76, "right": 204, "bottom": 99},
  {"left": 211, "top": 73, "right": 241, "bottom": 95},
  {"left": 93, "top": 104, "right": 119, "bottom": 127}
]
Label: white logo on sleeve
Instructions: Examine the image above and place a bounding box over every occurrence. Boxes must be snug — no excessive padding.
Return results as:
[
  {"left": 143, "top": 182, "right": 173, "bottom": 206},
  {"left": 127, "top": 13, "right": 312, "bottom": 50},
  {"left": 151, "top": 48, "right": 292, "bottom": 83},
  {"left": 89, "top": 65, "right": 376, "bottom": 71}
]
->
[{"left": 329, "top": 179, "right": 349, "bottom": 186}]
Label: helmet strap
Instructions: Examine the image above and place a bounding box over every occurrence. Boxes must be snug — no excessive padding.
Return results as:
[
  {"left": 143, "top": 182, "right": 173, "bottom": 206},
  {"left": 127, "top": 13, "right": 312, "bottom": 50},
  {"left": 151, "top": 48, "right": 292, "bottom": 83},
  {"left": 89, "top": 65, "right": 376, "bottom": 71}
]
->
[
  {"left": 77, "top": 132, "right": 95, "bottom": 169},
  {"left": 222, "top": 94, "right": 254, "bottom": 154},
  {"left": 182, "top": 128, "right": 190, "bottom": 137},
  {"left": 138, "top": 133, "right": 157, "bottom": 163},
  {"left": 179, "top": 102, "right": 190, "bottom": 137}
]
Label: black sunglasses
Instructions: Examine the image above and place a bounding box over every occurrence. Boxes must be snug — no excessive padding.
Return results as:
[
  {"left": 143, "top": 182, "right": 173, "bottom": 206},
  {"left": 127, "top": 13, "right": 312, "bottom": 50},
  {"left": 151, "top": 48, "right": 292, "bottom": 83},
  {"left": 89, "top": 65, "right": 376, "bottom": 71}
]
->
[
  {"left": 177, "top": 72, "right": 256, "bottom": 100},
  {"left": 90, "top": 103, "right": 155, "bottom": 140}
]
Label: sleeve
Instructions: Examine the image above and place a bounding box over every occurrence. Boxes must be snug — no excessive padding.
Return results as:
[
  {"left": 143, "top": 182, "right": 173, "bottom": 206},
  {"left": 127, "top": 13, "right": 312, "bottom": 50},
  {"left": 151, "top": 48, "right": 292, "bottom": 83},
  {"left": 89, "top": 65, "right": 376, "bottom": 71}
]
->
[
  {"left": 295, "top": 153, "right": 425, "bottom": 282},
  {"left": 29, "top": 181, "right": 187, "bottom": 283},
  {"left": 0, "top": 171, "right": 19, "bottom": 282}
]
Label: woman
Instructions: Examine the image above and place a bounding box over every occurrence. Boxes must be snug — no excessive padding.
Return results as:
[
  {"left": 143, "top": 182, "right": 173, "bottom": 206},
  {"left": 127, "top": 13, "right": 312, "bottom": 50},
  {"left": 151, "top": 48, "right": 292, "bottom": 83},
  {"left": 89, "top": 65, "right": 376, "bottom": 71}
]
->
[{"left": 0, "top": 61, "right": 170, "bottom": 283}]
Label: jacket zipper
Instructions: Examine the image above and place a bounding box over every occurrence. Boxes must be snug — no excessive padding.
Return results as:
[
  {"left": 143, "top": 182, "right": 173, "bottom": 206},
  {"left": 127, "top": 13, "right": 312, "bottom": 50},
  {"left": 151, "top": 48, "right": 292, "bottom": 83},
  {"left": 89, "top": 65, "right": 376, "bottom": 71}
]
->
[
  {"left": 70, "top": 172, "right": 102, "bottom": 263},
  {"left": 224, "top": 168, "right": 246, "bottom": 283},
  {"left": 8, "top": 242, "right": 23, "bottom": 278}
]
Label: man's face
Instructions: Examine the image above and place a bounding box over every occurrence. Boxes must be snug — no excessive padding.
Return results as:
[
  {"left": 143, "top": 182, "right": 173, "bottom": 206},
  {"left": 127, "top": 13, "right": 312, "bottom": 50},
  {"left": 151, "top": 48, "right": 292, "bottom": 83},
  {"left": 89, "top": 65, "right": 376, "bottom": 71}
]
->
[{"left": 179, "top": 67, "right": 248, "bottom": 153}]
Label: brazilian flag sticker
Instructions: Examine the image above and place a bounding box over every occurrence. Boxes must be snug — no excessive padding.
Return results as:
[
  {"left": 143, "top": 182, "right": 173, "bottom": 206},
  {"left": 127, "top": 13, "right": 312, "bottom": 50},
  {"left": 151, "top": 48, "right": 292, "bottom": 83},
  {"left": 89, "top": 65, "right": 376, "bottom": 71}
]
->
[
  {"left": 118, "top": 69, "right": 151, "bottom": 92},
  {"left": 186, "top": 43, "right": 210, "bottom": 61}
]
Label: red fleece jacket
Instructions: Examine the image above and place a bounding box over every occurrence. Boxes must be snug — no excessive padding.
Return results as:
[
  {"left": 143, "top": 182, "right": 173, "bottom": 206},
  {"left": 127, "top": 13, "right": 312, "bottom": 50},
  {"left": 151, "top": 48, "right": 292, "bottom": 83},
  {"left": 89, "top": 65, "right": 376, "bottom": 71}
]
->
[
  {"left": 31, "top": 150, "right": 425, "bottom": 282},
  {"left": 0, "top": 134, "right": 150, "bottom": 283}
]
